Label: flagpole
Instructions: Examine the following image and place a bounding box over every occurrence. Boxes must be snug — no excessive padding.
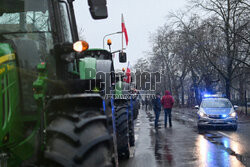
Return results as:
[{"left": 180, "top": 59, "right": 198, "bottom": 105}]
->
[{"left": 121, "top": 14, "right": 124, "bottom": 53}]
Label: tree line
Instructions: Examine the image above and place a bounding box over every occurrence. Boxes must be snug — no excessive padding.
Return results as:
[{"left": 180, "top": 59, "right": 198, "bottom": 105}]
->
[{"left": 134, "top": 0, "right": 250, "bottom": 106}]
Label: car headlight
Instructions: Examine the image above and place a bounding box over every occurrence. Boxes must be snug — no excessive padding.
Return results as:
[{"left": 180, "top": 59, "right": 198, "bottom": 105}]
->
[
  {"left": 199, "top": 108, "right": 207, "bottom": 118},
  {"left": 230, "top": 112, "right": 237, "bottom": 117},
  {"left": 199, "top": 112, "right": 205, "bottom": 117}
]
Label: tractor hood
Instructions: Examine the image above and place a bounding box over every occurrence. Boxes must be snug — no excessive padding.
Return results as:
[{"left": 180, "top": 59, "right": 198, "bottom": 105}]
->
[{"left": 78, "top": 57, "right": 113, "bottom": 80}]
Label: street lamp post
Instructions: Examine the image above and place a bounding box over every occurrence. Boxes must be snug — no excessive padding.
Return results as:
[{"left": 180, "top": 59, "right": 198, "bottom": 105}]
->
[{"left": 103, "top": 31, "right": 122, "bottom": 49}]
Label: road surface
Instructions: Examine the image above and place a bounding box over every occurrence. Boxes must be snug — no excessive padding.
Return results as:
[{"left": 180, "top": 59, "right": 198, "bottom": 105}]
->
[{"left": 119, "top": 108, "right": 250, "bottom": 167}]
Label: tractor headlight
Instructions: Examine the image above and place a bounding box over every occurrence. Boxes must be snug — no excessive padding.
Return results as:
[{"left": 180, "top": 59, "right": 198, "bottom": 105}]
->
[{"left": 73, "top": 41, "right": 89, "bottom": 53}]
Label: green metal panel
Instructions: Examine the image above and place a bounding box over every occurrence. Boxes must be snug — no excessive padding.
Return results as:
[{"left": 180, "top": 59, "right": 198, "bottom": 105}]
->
[
  {"left": 115, "top": 81, "right": 123, "bottom": 96},
  {"left": 0, "top": 43, "right": 23, "bottom": 166},
  {"left": 0, "top": 43, "right": 13, "bottom": 56},
  {"left": 87, "top": 48, "right": 107, "bottom": 51},
  {"left": 0, "top": 43, "right": 20, "bottom": 147},
  {"left": 79, "top": 57, "right": 97, "bottom": 79},
  {"left": 0, "top": 43, "right": 44, "bottom": 166}
]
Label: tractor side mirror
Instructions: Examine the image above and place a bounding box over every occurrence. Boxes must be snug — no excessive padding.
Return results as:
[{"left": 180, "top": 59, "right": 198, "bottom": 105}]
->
[
  {"left": 119, "top": 52, "right": 127, "bottom": 63},
  {"left": 88, "top": 0, "right": 108, "bottom": 19}
]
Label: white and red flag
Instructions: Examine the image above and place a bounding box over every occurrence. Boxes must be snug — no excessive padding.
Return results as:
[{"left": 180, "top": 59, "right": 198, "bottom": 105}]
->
[
  {"left": 121, "top": 14, "right": 128, "bottom": 46},
  {"left": 124, "top": 61, "right": 131, "bottom": 83}
]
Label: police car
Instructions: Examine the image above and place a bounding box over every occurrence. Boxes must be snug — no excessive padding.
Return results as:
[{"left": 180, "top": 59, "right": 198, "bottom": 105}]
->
[{"left": 195, "top": 94, "right": 238, "bottom": 131}]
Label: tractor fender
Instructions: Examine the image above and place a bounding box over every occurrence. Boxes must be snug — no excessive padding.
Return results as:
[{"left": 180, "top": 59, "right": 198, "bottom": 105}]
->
[
  {"left": 47, "top": 93, "right": 103, "bottom": 112},
  {"left": 46, "top": 93, "right": 114, "bottom": 128}
]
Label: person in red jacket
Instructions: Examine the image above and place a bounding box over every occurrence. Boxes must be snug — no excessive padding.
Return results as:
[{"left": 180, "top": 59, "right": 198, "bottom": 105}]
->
[{"left": 161, "top": 90, "right": 174, "bottom": 128}]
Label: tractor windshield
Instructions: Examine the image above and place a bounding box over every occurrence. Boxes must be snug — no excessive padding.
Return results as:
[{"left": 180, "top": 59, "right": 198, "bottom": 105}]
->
[
  {"left": 0, "top": 0, "right": 51, "bottom": 34},
  {"left": 83, "top": 49, "right": 112, "bottom": 60},
  {"left": 0, "top": 0, "right": 53, "bottom": 113}
]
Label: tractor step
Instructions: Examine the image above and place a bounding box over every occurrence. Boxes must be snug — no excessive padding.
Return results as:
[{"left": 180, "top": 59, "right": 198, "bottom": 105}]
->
[{"left": 0, "top": 153, "right": 8, "bottom": 167}]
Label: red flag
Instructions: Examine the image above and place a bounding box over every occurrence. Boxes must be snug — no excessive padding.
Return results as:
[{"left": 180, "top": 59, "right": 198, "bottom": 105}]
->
[
  {"left": 121, "top": 14, "right": 128, "bottom": 46},
  {"left": 125, "top": 62, "right": 131, "bottom": 83}
]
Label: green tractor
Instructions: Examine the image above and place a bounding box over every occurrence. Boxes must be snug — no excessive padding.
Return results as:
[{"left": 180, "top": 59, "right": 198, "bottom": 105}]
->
[
  {"left": 0, "top": 0, "right": 117, "bottom": 166},
  {"left": 114, "top": 71, "right": 134, "bottom": 159},
  {"left": 75, "top": 48, "right": 136, "bottom": 159},
  {"left": 114, "top": 69, "right": 141, "bottom": 151}
]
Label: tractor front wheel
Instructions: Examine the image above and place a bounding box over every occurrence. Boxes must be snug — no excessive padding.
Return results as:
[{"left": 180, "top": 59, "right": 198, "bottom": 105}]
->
[
  {"left": 43, "top": 107, "right": 114, "bottom": 167},
  {"left": 128, "top": 111, "right": 135, "bottom": 147},
  {"left": 115, "top": 106, "right": 130, "bottom": 159}
]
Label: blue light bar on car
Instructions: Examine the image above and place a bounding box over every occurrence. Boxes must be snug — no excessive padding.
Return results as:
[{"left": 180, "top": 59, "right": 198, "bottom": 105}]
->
[{"left": 204, "top": 94, "right": 220, "bottom": 98}]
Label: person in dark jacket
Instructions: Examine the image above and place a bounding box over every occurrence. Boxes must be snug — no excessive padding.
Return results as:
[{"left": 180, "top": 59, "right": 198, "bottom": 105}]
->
[
  {"left": 152, "top": 93, "right": 161, "bottom": 128},
  {"left": 145, "top": 97, "right": 148, "bottom": 111},
  {"left": 161, "top": 90, "right": 174, "bottom": 128}
]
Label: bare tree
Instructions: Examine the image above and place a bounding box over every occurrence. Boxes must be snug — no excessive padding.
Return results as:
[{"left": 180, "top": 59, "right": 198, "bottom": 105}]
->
[
  {"left": 135, "top": 0, "right": 250, "bottom": 106},
  {"left": 192, "top": 0, "right": 250, "bottom": 99}
]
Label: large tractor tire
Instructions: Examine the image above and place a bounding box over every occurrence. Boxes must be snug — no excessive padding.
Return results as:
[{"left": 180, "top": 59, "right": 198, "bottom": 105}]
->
[
  {"left": 115, "top": 106, "right": 130, "bottom": 159},
  {"left": 43, "top": 107, "right": 114, "bottom": 167},
  {"left": 128, "top": 111, "right": 135, "bottom": 147}
]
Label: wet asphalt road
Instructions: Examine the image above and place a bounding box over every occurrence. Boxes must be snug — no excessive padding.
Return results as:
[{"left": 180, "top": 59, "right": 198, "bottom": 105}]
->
[{"left": 119, "top": 108, "right": 250, "bottom": 167}]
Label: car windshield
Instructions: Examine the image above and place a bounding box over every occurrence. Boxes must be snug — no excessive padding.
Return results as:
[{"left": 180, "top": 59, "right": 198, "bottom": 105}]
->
[{"left": 201, "top": 99, "right": 232, "bottom": 108}]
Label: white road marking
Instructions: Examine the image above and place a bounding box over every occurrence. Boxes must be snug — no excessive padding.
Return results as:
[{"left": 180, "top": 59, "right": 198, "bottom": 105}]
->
[
  {"left": 213, "top": 130, "right": 241, "bottom": 144},
  {"left": 217, "top": 131, "right": 234, "bottom": 140}
]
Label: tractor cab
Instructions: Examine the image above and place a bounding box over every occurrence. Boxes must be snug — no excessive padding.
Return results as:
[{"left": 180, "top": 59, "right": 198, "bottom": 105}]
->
[
  {"left": 68, "top": 48, "right": 115, "bottom": 95},
  {"left": 0, "top": 0, "right": 53, "bottom": 112},
  {"left": 0, "top": 2, "right": 53, "bottom": 165},
  {"left": 0, "top": 0, "right": 112, "bottom": 166}
]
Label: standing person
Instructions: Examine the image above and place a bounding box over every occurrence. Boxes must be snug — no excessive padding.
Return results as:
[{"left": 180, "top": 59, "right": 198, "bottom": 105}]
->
[
  {"left": 145, "top": 97, "right": 148, "bottom": 111},
  {"left": 152, "top": 93, "right": 161, "bottom": 128},
  {"left": 161, "top": 91, "right": 174, "bottom": 128},
  {"left": 148, "top": 98, "right": 152, "bottom": 111}
]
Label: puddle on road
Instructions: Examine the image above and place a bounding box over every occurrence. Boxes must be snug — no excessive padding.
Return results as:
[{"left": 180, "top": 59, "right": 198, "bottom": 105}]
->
[
  {"left": 198, "top": 131, "right": 249, "bottom": 167},
  {"left": 151, "top": 130, "right": 174, "bottom": 166},
  {"left": 146, "top": 110, "right": 174, "bottom": 166},
  {"left": 146, "top": 109, "right": 249, "bottom": 167},
  {"left": 173, "top": 110, "right": 250, "bottom": 166}
]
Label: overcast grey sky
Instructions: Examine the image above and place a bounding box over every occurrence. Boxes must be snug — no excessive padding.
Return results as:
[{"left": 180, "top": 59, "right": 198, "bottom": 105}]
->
[{"left": 74, "top": 0, "right": 187, "bottom": 69}]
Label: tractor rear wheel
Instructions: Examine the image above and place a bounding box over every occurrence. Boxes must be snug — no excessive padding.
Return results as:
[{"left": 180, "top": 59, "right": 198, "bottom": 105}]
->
[
  {"left": 133, "top": 109, "right": 139, "bottom": 120},
  {"left": 43, "top": 107, "right": 114, "bottom": 167},
  {"left": 128, "top": 111, "right": 135, "bottom": 147},
  {"left": 115, "top": 106, "right": 130, "bottom": 159}
]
